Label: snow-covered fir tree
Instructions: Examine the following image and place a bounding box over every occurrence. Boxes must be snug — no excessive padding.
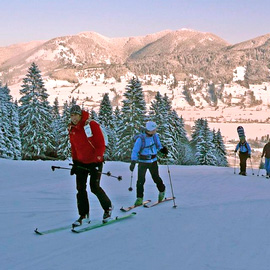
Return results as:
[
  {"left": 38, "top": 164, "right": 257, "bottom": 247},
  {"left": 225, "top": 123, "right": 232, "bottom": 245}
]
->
[
  {"left": 190, "top": 118, "right": 205, "bottom": 150},
  {"left": 149, "top": 92, "right": 182, "bottom": 164},
  {"left": 213, "top": 129, "right": 228, "bottom": 167},
  {"left": 115, "top": 77, "right": 147, "bottom": 161},
  {"left": 9, "top": 100, "right": 22, "bottom": 159},
  {"left": 51, "top": 97, "right": 61, "bottom": 158},
  {"left": 91, "top": 109, "right": 98, "bottom": 120},
  {"left": 19, "top": 62, "right": 54, "bottom": 159},
  {"left": 98, "top": 93, "right": 117, "bottom": 160},
  {"left": 0, "top": 84, "right": 14, "bottom": 158},
  {"left": 57, "top": 101, "right": 71, "bottom": 159},
  {"left": 113, "top": 106, "right": 122, "bottom": 131},
  {"left": 169, "top": 111, "right": 193, "bottom": 164},
  {"left": 194, "top": 119, "right": 217, "bottom": 165}
]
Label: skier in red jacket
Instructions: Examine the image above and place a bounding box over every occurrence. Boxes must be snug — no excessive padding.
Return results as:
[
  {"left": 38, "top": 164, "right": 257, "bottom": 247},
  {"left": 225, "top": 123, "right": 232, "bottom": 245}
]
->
[{"left": 69, "top": 105, "right": 112, "bottom": 226}]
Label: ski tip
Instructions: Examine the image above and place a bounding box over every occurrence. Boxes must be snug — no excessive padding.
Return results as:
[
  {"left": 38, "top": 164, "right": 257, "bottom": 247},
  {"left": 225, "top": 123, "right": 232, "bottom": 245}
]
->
[{"left": 34, "top": 228, "right": 43, "bottom": 235}]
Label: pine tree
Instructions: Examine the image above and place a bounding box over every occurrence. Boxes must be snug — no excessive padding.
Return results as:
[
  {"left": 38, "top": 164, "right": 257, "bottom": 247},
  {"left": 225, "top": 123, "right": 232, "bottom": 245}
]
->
[
  {"left": 0, "top": 84, "right": 13, "bottom": 158},
  {"left": 0, "top": 84, "right": 20, "bottom": 159},
  {"left": 9, "top": 101, "right": 22, "bottom": 159},
  {"left": 115, "top": 77, "right": 147, "bottom": 161},
  {"left": 190, "top": 118, "right": 205, "bottom": 151},
  {"left": 169, "top": 111, "right": 193, "bottom": 164},
  {"left": 19, "top": 62, "right": 54, "bottom": 159},
  {"left": 57, "top": 101, "right": 71, "bottom": 159},
  {"left": 213, "top": 129, "right": 228, "bottom": 167},
  {"left": 51, "top": 98, "right": 61, "bottom": 158},
  {"left": 91, "top": 109, "right": 98, "bottom": 120},
  {"left": 149, "top": 92, "right": 172, "bottom": 150},
  {"left": 98, "top": 93, "right": 116, "bottom": 160},
  {"left": 194, "top": 119, "right": 217, "bottom": 165}
]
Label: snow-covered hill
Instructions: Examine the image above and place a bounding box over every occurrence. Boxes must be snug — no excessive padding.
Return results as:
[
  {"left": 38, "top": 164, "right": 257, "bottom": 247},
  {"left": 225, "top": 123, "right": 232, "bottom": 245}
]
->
[{"left": 1, "top": 158, "right": 270, "bottom": 270}]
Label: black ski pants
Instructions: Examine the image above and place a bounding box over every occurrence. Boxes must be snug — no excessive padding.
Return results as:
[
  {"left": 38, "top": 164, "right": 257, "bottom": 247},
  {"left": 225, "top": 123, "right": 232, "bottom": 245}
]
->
[
  {"left": 239, "top": 151, "right": 249, "bottom": 173},
  {"left": 75, "top": 162, "right": 111, "bottom": 216},
  {"left": 136, "top": 161, "right": 165, "bottom": 198}
]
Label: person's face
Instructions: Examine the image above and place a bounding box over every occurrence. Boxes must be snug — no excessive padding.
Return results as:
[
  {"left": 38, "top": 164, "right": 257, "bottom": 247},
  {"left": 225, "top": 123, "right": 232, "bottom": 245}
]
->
[
  {"left": 70, "top": 114, "right": 81, "bottom": 125},
  {"left": 146, "top": 129, "right": 156, "bottom": 136}
]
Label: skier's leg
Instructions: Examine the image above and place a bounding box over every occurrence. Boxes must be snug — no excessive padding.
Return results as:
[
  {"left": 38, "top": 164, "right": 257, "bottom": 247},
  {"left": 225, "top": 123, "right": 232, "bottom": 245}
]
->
[
  {"left": 149, "top": 161, "right": 165, "bottom": 192},
  {"left": 136, "top": 163, "right": 148, "bottom": 198},
  {"left": 76, "top": 170, "right": 89, "bottom": 216},
  {"left": 89, "top": 163, "right": 112, "bottom": 211}
]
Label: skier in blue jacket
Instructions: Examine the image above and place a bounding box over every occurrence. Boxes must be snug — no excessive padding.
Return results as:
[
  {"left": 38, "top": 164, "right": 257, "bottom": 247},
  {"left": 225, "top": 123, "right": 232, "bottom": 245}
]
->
[
  {"left": 235, "top": 137, "right": 252, "bottom": 176},
  {"left": 129, "top": 121, "right": 168, "bottom": 206}
]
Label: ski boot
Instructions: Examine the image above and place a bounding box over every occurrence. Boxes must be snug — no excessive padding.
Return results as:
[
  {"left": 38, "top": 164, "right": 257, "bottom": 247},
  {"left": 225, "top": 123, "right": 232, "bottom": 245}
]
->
[
  {"left": 134, "top": 197, "right": 143, "bottom": 206},
  {"left": 103, "top": 206, "right": 113, "bottom": 223},
  {"left": 158, "top": 191, "right": 165, "bottom": 202},
  {"left": 72, "top": 214, "right": 90, "bottom": 228}
]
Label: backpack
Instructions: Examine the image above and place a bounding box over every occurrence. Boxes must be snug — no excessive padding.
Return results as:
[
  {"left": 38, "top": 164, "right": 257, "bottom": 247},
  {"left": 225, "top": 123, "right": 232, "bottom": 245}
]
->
[
  {"left": 100, "top": 126, "right": 108, "bottom": 146},
  {"left": 84, "top": 119, "right": 108, "bottom": 146},
  {"left": 134, "top": 132, "right": 159, "bottom": 153}
]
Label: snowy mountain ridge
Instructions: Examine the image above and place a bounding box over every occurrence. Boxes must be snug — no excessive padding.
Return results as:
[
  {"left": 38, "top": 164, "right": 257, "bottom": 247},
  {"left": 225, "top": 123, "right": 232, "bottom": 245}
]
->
[{"left": 1, "top": 28, "right": 270, "bottom": 123}]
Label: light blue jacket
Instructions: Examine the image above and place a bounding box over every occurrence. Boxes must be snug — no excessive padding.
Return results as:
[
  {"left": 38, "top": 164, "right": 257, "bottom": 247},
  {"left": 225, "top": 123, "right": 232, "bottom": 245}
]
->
[
  {"left": 235, "top": 141, "right": 251, "bottom": 154},
  {"left": 131, "top": 133, "right": 162, "bottom": 163}
]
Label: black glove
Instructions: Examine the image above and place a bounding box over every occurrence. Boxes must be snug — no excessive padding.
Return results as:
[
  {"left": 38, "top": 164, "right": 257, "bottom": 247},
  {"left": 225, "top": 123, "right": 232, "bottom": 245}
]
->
[
  {"left": 248, "top": 154, "right": 251, "bottom": 158},
  {"left": 129, "top": 161, "right": 136, "bottom": 172},
  {"left": 70, "top": 161, "right": 78, "bottom": 175},
  {"left": 234, "top": 150, "right": 237, "bottom": 153},
  {"left": 160, "top": 146, "right": 168, "bottom": 155}
]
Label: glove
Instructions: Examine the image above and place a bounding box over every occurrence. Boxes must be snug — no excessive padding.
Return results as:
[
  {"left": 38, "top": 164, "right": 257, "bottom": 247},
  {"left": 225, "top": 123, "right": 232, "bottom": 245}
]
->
[
  {"left": 70, "top": 161, "right": 78, "bottom": 175},
  {"left": 248, "top": 154, "right": 251, "bottom": 158},
  {"left": 234, "top": 150, "right": 237, "bottom": 153},
  {"left": 129, "top": 161, "right": 136, "bottom": 172},
  {"left": 160, "top": 146, "right": 168, "bottom": 155}
]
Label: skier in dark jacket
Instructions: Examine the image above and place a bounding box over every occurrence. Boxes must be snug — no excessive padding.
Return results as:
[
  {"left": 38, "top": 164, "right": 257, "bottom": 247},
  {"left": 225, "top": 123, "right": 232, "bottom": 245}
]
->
[
  {"left": 261, "top": 140, "right": 270, "bottom": 178},
  {"left": 69, "top": 105, "right": 112, "bottom": 226},
  {"left": 129, "top": 121, "right": 168, "bottom": 206},
  {"left": 234, "top": 137, "right": 251, "bottom": 176}
]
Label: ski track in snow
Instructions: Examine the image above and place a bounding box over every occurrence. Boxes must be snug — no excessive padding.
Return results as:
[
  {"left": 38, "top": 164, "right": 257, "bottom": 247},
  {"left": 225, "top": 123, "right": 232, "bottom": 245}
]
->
[{"left": 1, "top": 158, "right": 270, "bottom": 270}]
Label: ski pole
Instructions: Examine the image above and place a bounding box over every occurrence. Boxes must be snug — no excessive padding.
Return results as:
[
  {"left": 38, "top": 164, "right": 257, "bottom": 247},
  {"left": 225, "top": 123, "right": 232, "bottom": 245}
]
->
[
  {"left": 51, "top": 166, "right": 70, "bottom": 171},
  {"left": 128, "top": 171, "right": 133, "bottom": 191},
  {"left": 166, "top": 162, "right": 177, "bottom": 208},
  {"left": 233, "top": 152, "right": 236, "bottom": 174},
  {"left": 52, "top": 164, "right": 122, "bottom": 181},
  {"left": 249, "top": 157, "right": 254, "bottom": 175},
  {"left": 257, "top": 157, "right": 263, "bottom": 176}
]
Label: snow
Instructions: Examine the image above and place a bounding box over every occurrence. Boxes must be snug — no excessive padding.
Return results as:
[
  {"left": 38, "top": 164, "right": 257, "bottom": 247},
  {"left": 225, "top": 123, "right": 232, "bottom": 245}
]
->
[
  {"left": 1, "top": 158, "right": 270, "bottom": 270},
  {"left": 233, "top": 66, "right": 246, "bottom": 81}
]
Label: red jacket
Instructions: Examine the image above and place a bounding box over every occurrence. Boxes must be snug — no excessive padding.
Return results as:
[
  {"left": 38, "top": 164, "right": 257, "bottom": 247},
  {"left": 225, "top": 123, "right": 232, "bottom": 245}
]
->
[{"left": 69, "top": 110, "right": 105, "bottom": 164}]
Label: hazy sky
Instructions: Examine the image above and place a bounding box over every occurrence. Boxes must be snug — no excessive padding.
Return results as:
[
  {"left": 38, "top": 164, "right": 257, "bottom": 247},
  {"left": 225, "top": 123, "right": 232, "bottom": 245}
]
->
[{"left": 1, "top": 0, "right": 270, "bottom": 47}]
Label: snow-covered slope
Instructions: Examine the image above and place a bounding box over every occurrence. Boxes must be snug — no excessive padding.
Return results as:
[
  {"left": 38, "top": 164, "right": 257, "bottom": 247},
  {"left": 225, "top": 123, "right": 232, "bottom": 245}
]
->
[{"left": 1, "top": 159, "right": 270, "bottom": 270}]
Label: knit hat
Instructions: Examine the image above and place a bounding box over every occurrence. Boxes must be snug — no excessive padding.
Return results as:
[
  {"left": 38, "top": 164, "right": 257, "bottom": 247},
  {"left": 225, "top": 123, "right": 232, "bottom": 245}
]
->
[
  {"left": 145, "top": 121, "right": 157, "bottom": 131},
  {"left": 70, "top": 105, "right": 82, "bottom": 115}
]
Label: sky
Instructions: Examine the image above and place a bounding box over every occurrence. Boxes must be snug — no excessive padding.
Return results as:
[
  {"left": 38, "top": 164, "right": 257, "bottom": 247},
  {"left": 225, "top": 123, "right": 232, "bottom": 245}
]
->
[{"left": 1, "top": 0, "right": 270, "bottom": 47}]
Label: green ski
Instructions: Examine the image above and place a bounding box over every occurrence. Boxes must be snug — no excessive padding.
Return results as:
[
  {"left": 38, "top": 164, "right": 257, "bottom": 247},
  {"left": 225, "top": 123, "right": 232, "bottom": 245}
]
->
[
  {"left": 35, "top": 224, "right": 72, "bottom": 235},
  {"left": 71, "top": 212, "right": 136, "bottom": 233}
]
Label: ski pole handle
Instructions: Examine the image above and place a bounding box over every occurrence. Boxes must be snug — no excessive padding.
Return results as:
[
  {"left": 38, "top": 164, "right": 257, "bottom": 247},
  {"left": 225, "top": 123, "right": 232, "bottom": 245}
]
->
[{"left": 51, "top": 166, "right": 71, "bottom": 171}]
